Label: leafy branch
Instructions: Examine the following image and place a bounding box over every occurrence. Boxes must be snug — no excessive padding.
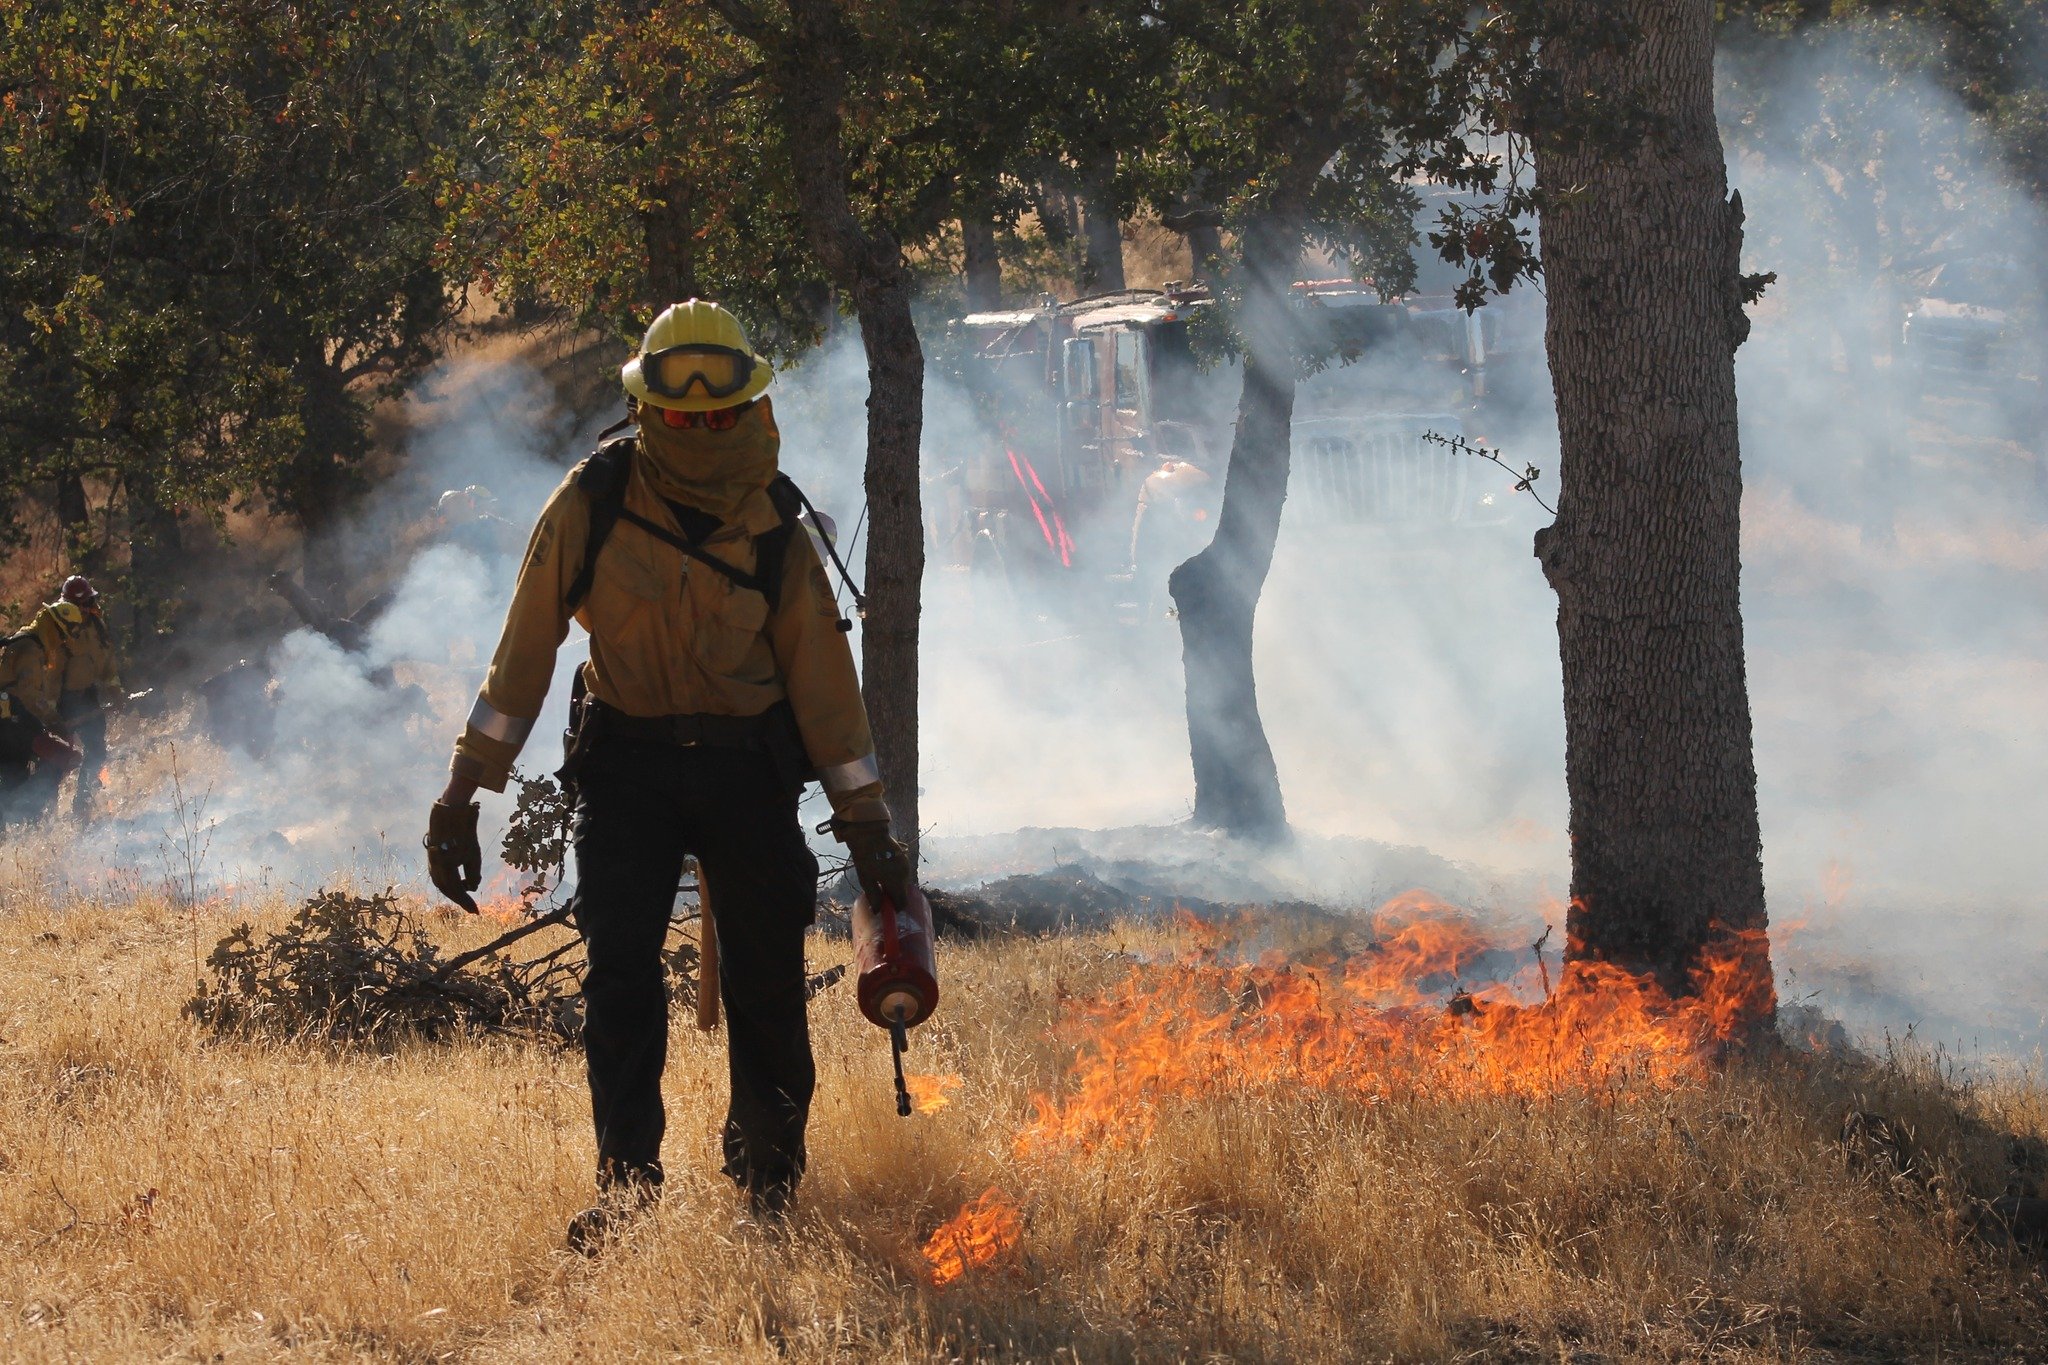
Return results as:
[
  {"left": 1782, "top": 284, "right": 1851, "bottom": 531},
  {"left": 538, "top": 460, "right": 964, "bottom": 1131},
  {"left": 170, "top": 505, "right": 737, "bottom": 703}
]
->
[{"left": 1422, "top": 430, "right": 1556, "bottom": 516}]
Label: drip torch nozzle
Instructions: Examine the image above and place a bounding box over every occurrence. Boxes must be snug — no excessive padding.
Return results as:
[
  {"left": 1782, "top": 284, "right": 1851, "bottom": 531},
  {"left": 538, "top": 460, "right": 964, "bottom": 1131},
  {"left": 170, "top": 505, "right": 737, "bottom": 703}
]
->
[{"left": 890, "top": 1014, "right": 912, "bottom": 1117}]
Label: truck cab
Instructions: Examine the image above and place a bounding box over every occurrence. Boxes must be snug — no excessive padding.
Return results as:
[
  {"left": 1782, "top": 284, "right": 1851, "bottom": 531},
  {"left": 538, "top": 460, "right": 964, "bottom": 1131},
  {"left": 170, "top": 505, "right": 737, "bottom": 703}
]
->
[{"left": 946, "top": 280, "right": 1515, "bottom": 599}]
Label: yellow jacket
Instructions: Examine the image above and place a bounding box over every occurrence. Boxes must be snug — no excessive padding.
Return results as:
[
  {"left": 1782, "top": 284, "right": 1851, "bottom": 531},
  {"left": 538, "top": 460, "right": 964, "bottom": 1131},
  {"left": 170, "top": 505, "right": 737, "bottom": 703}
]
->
[
  {"left": 61, "top": 614, "right": 121, "bottom": 698},
  {"left": 449, "top": 402, "right": 887, "bottom": 820},
  {"left": 0, "top": 609, "right": 74, "bottom": 728}
]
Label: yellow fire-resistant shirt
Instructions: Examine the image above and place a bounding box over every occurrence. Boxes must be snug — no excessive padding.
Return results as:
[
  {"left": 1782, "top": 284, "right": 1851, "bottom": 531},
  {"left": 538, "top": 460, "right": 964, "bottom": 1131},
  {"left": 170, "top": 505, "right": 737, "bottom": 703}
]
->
[
  {"left": 61, "top": 614, "right": 121, "bottom": 699},
  {"left": 0, "top": 610, "right": 72, "bottom": 729},
  {"left": 449, "top": 433, "right": 886, "bottom": 820}
]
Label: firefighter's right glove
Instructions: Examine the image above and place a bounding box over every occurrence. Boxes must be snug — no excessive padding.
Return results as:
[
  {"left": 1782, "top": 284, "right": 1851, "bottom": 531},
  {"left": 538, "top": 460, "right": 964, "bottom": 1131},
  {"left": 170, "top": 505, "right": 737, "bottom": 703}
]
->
[
  {"left": 834, "top": 818, "right": 912, "bottom": 913},
  {"left": 424, "top": 800, "right": 482, "bottom": 913}
]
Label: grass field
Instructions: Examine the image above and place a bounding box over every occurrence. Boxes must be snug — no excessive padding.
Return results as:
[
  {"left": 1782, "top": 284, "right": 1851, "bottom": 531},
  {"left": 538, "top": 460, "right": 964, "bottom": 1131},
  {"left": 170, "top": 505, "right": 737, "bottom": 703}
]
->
[{"left": 2, "top": 875, "right": 2046, "bottom": 1362}]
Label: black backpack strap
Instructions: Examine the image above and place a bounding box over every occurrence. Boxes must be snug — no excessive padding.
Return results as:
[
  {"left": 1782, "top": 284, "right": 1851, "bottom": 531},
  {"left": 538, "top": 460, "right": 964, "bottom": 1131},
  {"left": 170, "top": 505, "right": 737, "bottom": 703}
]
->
[
  {"left": 770, "top": 472, "right": 860, "bottom": 618},
  {"left": 618, "top": 505, "right": 774, "bottom": 597},
  {"left": 569, "top": 456, "right": 815, "bottom": 612},
  {"left": 751, "top": 475, "right": 808, "bottom": 607},
  {"left": 565, "top": 436, "right": 637, "bottom": 613}
]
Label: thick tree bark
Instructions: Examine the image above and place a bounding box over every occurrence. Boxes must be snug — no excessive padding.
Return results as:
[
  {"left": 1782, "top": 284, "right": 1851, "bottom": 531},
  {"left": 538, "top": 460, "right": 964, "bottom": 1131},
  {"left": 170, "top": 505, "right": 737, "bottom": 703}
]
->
[
  {"left": 1184, "top": 221, "right": 1222, "bottom": 286},
  {"left": 1032, "top": 178, "right": 1077, "bottom": 247},
  {"left": 961, "top": 213, "right": 1002, "bottom": 311},
  {"left": 639, "top": 177, "right": 699, "bottom": 306},
  {"left": 1077, "top": 150, "right": 1126, "bottom": 293},
  {"left": 123, "top": 474, "right": 183, "bottom": 659},
  {"left": 1533, "top": 0, "right": 1772, "bottom": 1010},
  {"left": 288, "top": 351, "right": 369, "bottom": 609},
  {"left": 765, "top": 0, "right": 924, "bottom": 858},
  {"left": 55, "top": 470, "right": 91, "bottom": 568},
  {"left": 1163, "top": 195, "right": 1223, "bottom": 287},
  {"left": 1167, "top": 211, "right": 1301, "bottom": 843}
]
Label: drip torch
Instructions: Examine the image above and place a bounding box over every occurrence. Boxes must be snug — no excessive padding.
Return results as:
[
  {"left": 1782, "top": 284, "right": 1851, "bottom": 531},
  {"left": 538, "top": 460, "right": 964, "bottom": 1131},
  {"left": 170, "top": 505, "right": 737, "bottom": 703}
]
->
[{"left": 850, "top": 885, "right": 940, "bottom": 1116}]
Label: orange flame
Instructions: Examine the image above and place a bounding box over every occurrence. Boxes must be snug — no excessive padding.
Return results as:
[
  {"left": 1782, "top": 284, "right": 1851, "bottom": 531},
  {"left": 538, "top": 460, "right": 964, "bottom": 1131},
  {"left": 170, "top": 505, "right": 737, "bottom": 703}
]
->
[
  {"left": 1017, "top": 893, "right": 1772, "bottom": 1155},
  {"left": 922, "top": 1188, "right": 1023, "bottom": 1288},
  {"left": 473, "top": 896, "right": 528, "bottom": 924},
  {"left": 905, "top": 1073, "right": 961, "bottom": 1114},
  {"left": 472, "top": 866, "right": 543, "bottom": 923}
]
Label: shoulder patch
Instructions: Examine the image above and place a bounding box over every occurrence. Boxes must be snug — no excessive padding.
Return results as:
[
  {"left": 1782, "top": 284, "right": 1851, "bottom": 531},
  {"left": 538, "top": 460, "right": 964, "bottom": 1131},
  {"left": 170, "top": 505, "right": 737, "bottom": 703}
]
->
[{"left": 528, "top": 520, "right": 557, "bottom": 571}]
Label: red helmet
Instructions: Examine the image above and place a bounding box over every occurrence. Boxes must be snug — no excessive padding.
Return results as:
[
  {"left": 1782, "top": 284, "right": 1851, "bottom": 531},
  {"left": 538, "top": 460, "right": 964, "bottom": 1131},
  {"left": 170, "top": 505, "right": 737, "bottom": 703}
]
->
[{"left": 60, "top": 575, "right": 98, "bottom": 610}]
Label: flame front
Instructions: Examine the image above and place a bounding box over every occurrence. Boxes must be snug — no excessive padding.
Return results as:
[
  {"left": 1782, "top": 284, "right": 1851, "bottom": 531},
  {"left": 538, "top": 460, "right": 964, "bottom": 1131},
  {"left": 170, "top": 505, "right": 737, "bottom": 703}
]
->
[
  {"left": 922, "top": 1187, "right": 1023, "bottom": 1287},
  {"left": 918, "top": 894, "right": 1772, "bottom": 1287},
  {"left": 1019, "top": 895, "right": 1772, "bottom": 1155}
]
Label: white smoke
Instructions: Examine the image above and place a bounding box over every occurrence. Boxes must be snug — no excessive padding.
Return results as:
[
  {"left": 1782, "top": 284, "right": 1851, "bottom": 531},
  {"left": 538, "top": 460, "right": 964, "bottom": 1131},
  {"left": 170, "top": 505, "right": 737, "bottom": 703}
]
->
[
  {"left": 824, "top": 31, "right": 2046, "bottom": 1057},
  {"left": 73, "top": 355, "right": 591, "bottom": 900},
  {"left": 62, "top": 27, "right": 2048, "bottom": 1059},
  {"left": 1721, "top": 29, "right": 2048, "bottom": 1056}
]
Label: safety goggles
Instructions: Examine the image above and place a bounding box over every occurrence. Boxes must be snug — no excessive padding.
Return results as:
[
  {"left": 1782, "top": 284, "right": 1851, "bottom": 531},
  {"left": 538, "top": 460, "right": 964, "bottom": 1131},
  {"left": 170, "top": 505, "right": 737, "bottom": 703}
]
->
[
  {"left": 659, "top": 400, "right": 754, "bottom": 430},
  {"left": 639, "top": 343, "right": 758, "bottom": 401}
]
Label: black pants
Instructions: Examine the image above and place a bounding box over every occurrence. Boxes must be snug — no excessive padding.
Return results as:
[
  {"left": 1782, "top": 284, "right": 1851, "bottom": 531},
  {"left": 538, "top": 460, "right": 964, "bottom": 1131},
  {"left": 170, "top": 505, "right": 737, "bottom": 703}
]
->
[
  {"left": 60, "top": 691, "right": 105, "bottom": 818},
  {"left": 571, "top": 736, "right": 819, "bottom": 1202}
]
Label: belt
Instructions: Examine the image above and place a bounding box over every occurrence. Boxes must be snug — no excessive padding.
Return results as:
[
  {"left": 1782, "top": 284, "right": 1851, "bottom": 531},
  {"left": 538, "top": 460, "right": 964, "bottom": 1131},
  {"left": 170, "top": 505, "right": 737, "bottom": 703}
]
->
[{"left": 583, "top": 698, "right": 785, "bottom": 750}]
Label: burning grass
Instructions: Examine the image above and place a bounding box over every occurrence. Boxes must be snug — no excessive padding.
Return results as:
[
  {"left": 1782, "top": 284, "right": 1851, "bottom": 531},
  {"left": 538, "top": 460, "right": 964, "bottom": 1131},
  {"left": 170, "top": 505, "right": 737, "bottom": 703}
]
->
[
  {"left": 1, "top": 886, "right": 2044, "bottom": 1361},
  {"left": 1017, "top": 897, "right": 1773, "bottom": 1156}
]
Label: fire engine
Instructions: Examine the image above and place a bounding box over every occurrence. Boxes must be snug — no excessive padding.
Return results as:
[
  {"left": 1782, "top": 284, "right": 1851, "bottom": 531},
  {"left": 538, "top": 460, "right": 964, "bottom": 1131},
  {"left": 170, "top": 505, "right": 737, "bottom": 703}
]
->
[{"left": 938, "top": 279, "right": 1538, "bottom": 609}]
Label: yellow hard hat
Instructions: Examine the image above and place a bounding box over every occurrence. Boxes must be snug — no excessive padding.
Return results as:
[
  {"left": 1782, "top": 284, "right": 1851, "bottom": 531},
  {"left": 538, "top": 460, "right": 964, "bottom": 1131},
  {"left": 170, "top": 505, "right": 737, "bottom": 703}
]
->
[
  {"left": 39, "top": 601, "right": 84, "bottom": 635},
  {"left": 621, "top": 299, "right": 773, "bottom": 413}
]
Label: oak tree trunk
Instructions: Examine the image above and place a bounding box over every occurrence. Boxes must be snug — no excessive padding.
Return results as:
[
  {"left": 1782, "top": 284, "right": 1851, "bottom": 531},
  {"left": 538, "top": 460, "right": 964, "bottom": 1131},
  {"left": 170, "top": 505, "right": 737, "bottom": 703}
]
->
[
  {"left": 770, "top": 0, "right": 924, "bottom": 858},
  {"left": 122, "top": 473, "right": 183, "bottom": 662},
  {"left": 55, "top": 470, "right": 92, "bottom": 570},
  {"left": 1167, "top": 212, "right": 1300, "bottom": 843},
  {"left": 287, "top": 350, "right": 369, "bottom": 608},
  {"left": 1078, "top": 151, "right": 1126, "bottom": 293},
  {"left": 1533, "top": 0, "right": 1773, "bottom": 1010},
  {"left": 639, "top": 177, "right": 699, "bottom": 306},
  {"left": 1184, "top": 221, "right": 1222, "bottom": 286},
  {"left": 962, "top": 213, "right": 1002, "bottom": 311}
]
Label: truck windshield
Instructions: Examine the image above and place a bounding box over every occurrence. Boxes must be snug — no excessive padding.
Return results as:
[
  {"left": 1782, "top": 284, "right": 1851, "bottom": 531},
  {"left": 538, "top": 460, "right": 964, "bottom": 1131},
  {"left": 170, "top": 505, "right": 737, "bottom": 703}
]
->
[
  {"left": 963, "top": 324, "right": 1052, "bottom": 434},
  {"left": 1114, "top": 331, "right": 1143, "bottom": 412}
]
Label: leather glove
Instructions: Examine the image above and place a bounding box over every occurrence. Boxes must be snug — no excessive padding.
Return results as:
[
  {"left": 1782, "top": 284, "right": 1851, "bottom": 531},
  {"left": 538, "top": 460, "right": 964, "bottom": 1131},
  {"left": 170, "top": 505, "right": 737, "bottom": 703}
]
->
[
  {"left": 835, "top": 818, "right": 913, "bottom": 912},
  {"left": 424, "top": 800, "right": 481, "bottom": 913}
]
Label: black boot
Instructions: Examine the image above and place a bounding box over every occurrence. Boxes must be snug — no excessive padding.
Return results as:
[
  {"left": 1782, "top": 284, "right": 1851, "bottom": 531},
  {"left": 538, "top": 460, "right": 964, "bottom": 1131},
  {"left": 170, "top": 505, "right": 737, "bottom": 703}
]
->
[{"left": 566, "top": 1163, "right": 661, "bottom": 1255}]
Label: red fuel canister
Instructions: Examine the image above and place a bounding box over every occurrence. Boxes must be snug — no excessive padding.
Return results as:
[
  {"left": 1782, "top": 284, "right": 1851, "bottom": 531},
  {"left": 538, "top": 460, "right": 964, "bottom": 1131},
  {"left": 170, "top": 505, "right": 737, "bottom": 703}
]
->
[{"left": 850, "top": 886, "right": 940, "bottom": 1114}]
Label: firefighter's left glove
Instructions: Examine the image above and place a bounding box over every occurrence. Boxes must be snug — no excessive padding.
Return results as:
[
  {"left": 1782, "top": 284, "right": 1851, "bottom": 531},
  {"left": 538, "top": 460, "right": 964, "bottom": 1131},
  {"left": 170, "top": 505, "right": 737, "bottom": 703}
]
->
[
  {"left": 424, "top": 800, "right": 482, "bottom": 913},
  {"left": 835, "top": 818, "right": 912, "bottom": 913}
]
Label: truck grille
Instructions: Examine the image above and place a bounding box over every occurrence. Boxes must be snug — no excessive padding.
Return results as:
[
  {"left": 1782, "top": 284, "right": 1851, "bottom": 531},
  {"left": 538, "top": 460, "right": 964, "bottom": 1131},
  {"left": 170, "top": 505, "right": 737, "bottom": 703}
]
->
[{"left": 1291, "top": 420, "right": 1490, "bottom": 523}]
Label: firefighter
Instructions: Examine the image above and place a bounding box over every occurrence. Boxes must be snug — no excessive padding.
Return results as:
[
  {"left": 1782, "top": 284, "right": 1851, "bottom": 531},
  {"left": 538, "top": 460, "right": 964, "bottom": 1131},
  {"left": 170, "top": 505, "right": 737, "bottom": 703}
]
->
[
  {"left": 0, "top": 597, "right": 84, "bottom": 823},
  {"left": 53, "top": 576, "right": 123, "bottom": 819},
  {"left": 1129, "top": 457, "right": 1216, "bottom": 614},
  {"left": 432, "top": 484, "right": 523, "bottom": 562},
  {"left": 422, "top": 299, "right": 910, "bottom": 1251}
]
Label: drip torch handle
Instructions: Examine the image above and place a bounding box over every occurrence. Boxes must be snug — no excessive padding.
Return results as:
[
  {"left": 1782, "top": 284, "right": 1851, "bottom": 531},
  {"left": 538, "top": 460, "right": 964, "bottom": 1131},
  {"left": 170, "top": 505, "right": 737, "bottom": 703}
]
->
[{"left": 890, "top": 1016, "right": 912, "bottom": 1118}]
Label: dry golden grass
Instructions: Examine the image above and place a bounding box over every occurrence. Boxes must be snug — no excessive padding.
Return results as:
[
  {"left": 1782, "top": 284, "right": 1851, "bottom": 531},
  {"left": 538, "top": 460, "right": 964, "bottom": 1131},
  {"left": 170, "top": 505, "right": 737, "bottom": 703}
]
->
[{"left": 1, "top": 886, "right": 2044, "bottom": 1363}]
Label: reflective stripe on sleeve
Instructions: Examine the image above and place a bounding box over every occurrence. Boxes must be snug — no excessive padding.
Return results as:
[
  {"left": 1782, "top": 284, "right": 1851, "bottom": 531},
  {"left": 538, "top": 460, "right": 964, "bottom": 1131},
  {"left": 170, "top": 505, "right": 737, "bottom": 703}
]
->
[
  {"left": 818, "top": 753, "right": 880, "bottom": 793},
  {"left": 466, "top": 694, "right": 535, "bottom": 746}
]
